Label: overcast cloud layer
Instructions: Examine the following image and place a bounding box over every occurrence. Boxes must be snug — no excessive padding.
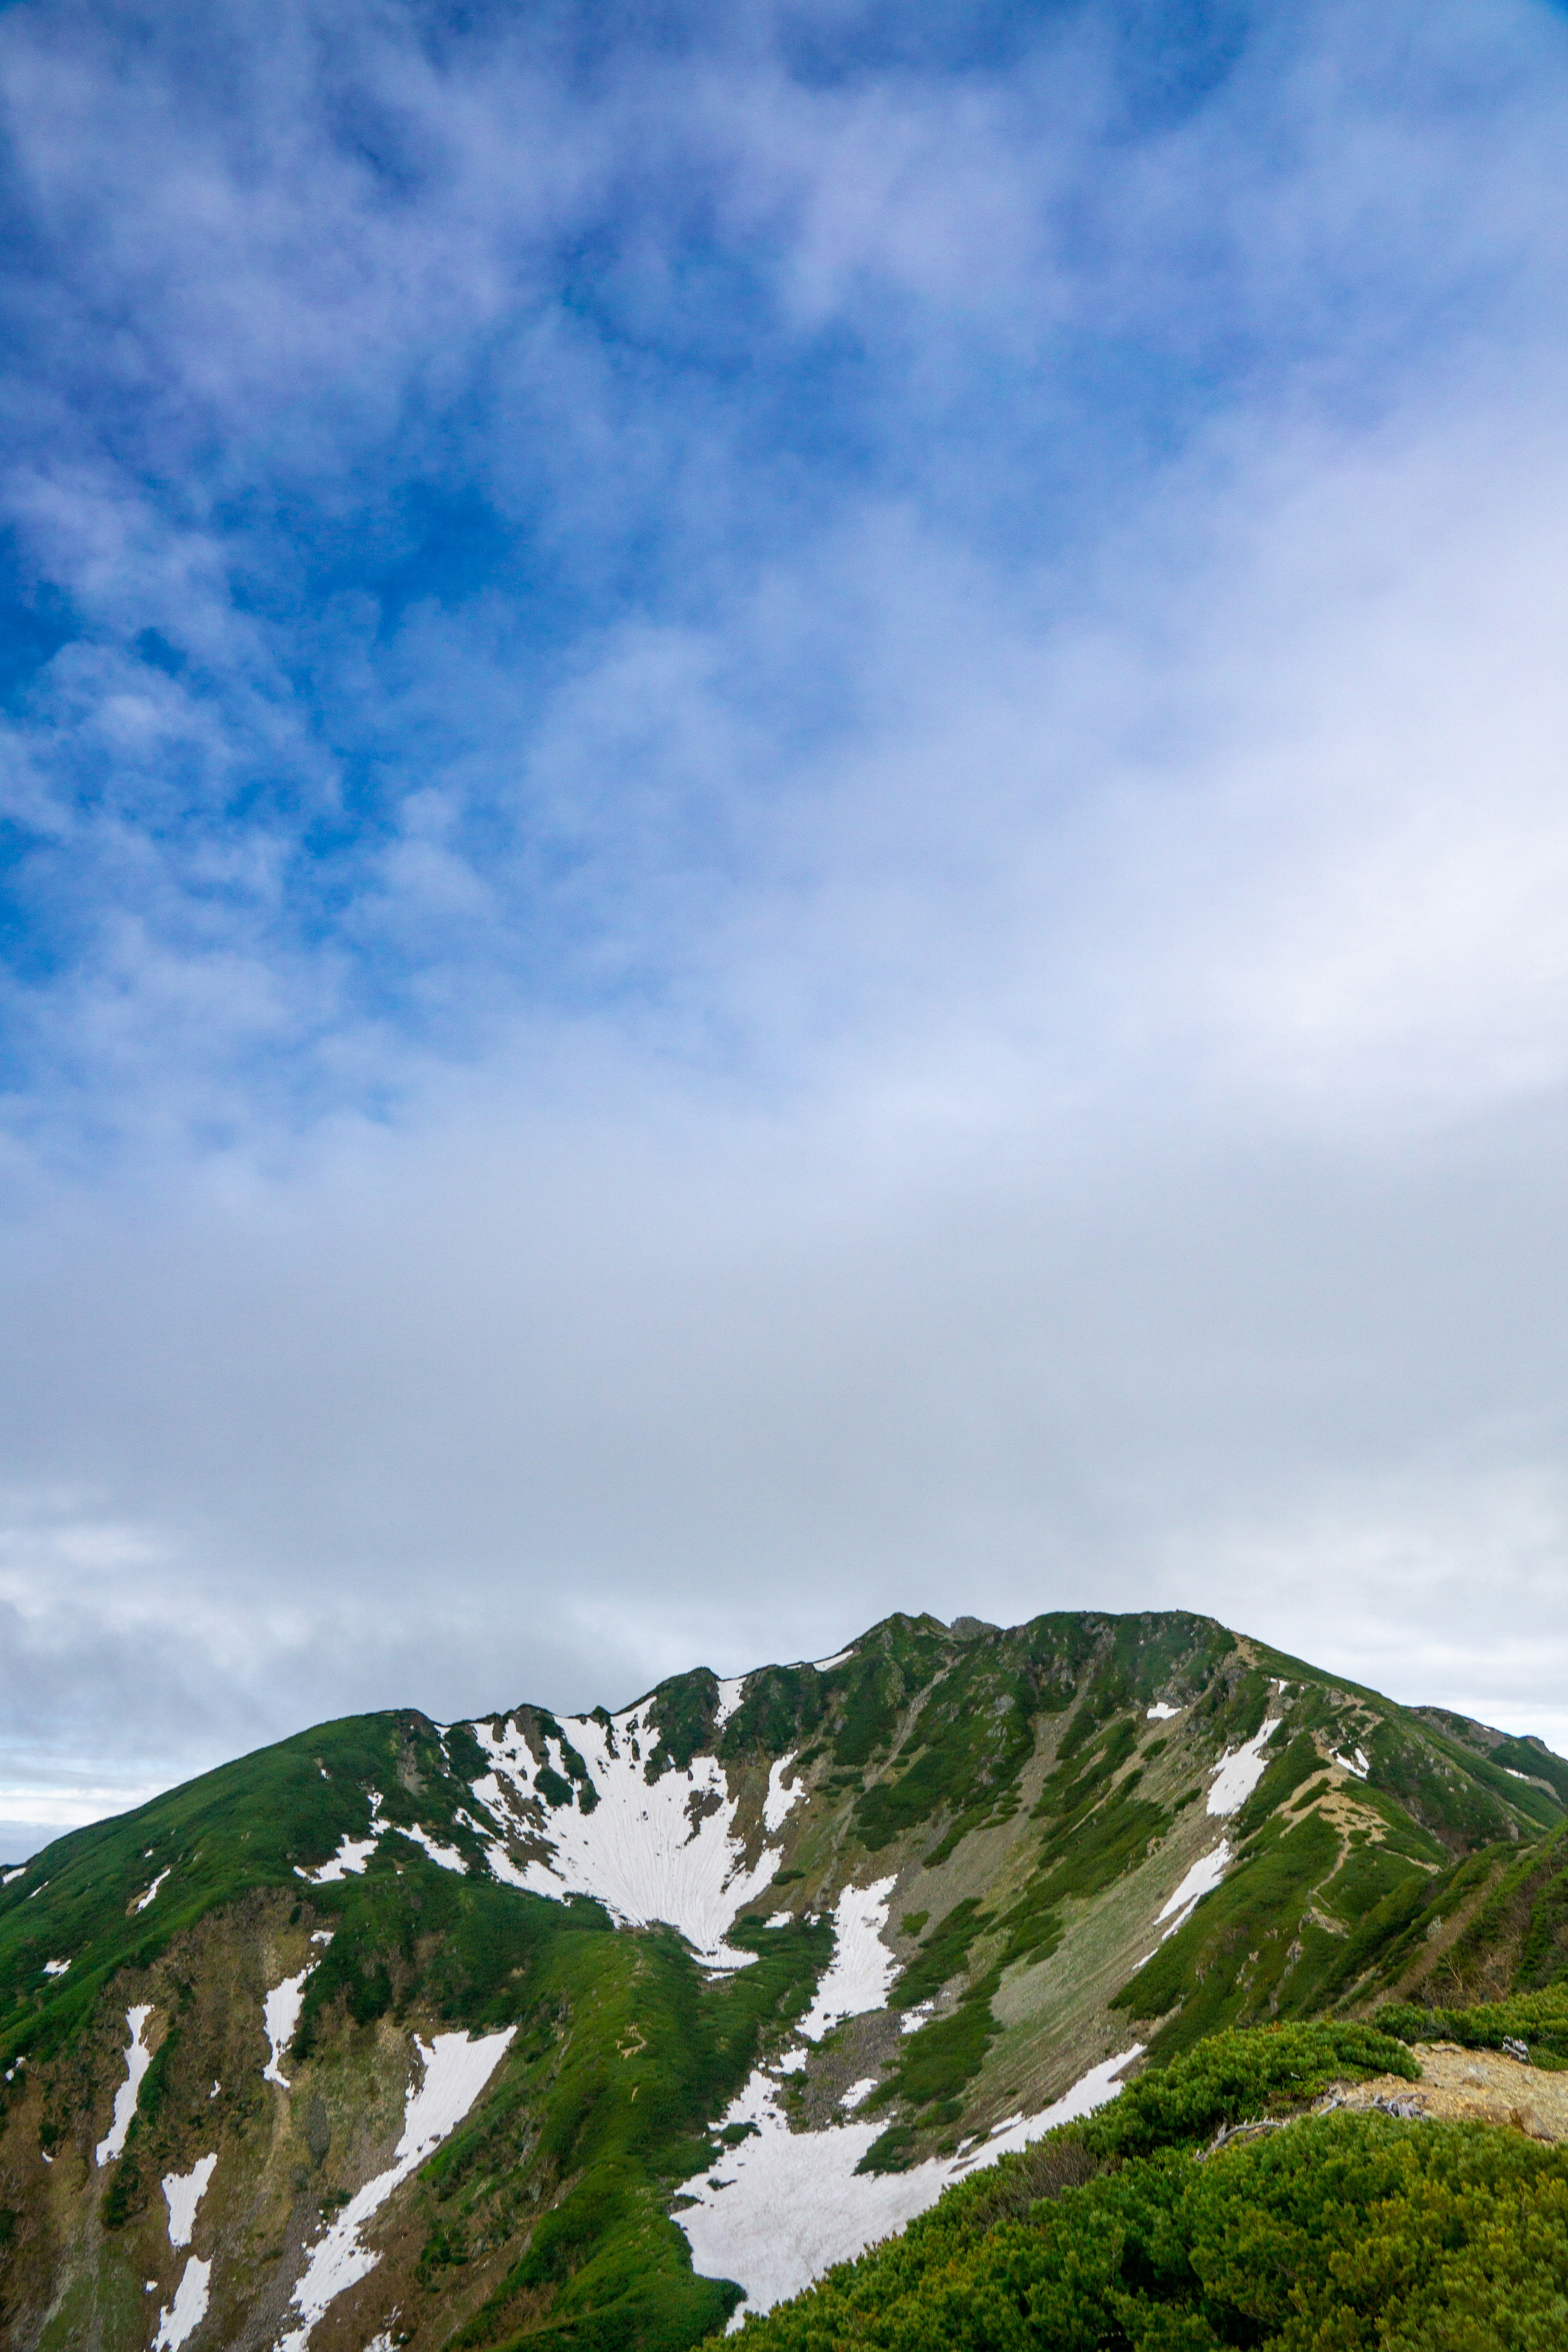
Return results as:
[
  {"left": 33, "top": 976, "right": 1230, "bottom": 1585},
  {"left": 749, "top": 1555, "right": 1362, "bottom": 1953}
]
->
[{"left": 3, "top": 0, "right": 1568, "bottom": 1857}]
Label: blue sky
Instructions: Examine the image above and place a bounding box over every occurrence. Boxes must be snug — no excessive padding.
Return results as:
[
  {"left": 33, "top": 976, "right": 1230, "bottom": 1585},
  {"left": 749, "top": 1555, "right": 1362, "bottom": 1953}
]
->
[{"left": 4, "top": 0, "right": 1568, "bottom": 1855}]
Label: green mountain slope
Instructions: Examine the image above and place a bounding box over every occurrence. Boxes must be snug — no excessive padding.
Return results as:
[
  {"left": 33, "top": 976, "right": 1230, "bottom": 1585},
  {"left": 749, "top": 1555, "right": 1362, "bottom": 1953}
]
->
[{"left": 2, "top": 1608, "right": 1566, "bottom": 2352}]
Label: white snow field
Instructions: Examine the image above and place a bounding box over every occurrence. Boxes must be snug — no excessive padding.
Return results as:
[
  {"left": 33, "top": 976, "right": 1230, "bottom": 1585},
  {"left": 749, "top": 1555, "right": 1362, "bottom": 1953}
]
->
[
  {"left": 679, "top": 2045, "right": 1142, "bottom": 2325},
  {"left": 1155, "top": 1843, "right": 1232, "bottom": 1938},
  {"left": 1207, "top": 1716, "right": 1283, "bottom": 1816},
  {"left": 96, "top": 2005, "right": 156, "bottom": 2165},
  {"left": 467, "top": 1713, "right": 788, "bottom": 1965},
  {"left": 1146, "top": 1703, "right": 1180, "bottom": 1721},
  {"left": 134, "top": 1866, "right": 172, "bottom": 1913},
  {"left": 797, "top": 1879, "right": 898, "bottom": 2040},
  {"left": 41, "top": 1958, "right": 69, "bottom": 1976},
  {"left": 162, "top": 2152, "right": 218, "bottom": 2247},
  {"left": 152, "top": 2256, "right": 211, "bottom": 2351},
  {"left": 274, "top": 2028, "right": 514, "bottom": 2352}
]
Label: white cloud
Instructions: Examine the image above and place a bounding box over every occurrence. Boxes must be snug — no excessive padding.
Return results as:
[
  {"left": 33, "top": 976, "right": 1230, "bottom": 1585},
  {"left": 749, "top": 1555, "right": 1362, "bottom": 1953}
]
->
[{"left": 3, "top": 0, "right": 1568, "bottom": 1840}]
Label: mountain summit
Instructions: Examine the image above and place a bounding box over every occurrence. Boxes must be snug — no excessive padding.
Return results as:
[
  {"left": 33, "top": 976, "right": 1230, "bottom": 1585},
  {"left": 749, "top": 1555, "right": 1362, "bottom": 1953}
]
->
[{"left": 3, "top": 1608, "right": 1566, "bottom": 2350}]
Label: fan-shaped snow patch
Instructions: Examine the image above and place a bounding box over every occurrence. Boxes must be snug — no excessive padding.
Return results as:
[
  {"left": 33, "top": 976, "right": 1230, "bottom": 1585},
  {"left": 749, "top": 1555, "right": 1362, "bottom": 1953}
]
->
[
  {"left": 262, "top": 1966, "right": 320, "bottom": 2089},
  {"left": 1154, "top": 1843, "right": 1231, "bottom": 1939},
  {"left": 275, "top": 2028, "right": 513, "bottom": 2352},
  {"left": 1146, "top": 1703, "right": 1179, "bottom": 1722},
  {"left": 96, "top": 2006, "right": 155, "bottom": 2165},
  {"left": 163, "top": 2152, "right": 218, "bottom": 2247},
  {"left": 134, "top": 1866, "right": 172, "bottom": 1913},
  {"left": 296, "top": 1792, "right": 387, "bottom": 1884},
  {"left": 798, "top": 1880, "right": 898, "bottom": 2040},
  {"left": 1207, "top": 1719, "right": 1283, "bottom": 1815},
  {"left": 714, "top": 1677, "right": 747, "bottom": 1729},
  {"left": 763, "top": 1753, "right": 802, "bottom": 1834},
  {"left": 152, "top": 2257, "right": 210, "bottom": 2350},
  {"left": 467, "top": 1715, "right": 783, "bottom": 1964},
  {"left": 42, "top": 1958, "right": 69, "bottom": 1976},
  {"left": 811, "top": 1648, "right": 856, "bottom": 1672},
  {"left": 1334, "top": 1747, "right": 1370, "bottom": 1780},
  {"left": 679, "top": 2045, "right": 1140, "bottom": 2326},
  {"left": 2, "top": 1865, "right": 25, "bottom": 1884}
]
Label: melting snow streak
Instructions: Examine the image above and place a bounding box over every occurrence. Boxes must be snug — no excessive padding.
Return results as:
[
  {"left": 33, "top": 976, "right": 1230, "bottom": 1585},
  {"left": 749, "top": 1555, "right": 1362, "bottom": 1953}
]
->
[
  {"left": 153, "top": 2258, "right": 211, "bottom": 2351},
  {"left": 162, "top": 2152, "right": 218, "bottom": 2247},
  {"left": 96, "top": 2006, "right": 155, "bottom": 2165},
  {"left": 798, "top": 1880, "right": 898, "bottom": 2040},
  {"left": 1154, "top": 1844, "right": 1231, "bottom": 1938},
  {"left": 275, "top": 2029, "right": 514, "bottom": 2352},
  {"left": 1207, "top": 1719, "right": 1283, "bottom": 1816}
]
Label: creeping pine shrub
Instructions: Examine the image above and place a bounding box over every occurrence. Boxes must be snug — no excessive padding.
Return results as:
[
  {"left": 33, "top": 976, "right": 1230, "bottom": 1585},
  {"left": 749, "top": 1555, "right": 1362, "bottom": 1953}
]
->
[
  {"left": 1081, "top": 2020, "right": 1417, "bottom": 2160},
  {"left": 719, "top": 2114, "right": 1568, "bottom": 2352},
  {"left": 1376, "top": 1986, "right": 1568, "bottom": 2062},
  {"left": 715, "top": 2023, "right": 1429, "bottom": 2350}
]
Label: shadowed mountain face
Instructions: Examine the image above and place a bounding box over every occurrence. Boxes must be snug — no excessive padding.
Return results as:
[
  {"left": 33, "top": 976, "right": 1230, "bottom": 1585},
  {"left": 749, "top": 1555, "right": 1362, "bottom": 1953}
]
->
[{"left": 3, "top": 1608, "right": 1567, "bottom": 2350}]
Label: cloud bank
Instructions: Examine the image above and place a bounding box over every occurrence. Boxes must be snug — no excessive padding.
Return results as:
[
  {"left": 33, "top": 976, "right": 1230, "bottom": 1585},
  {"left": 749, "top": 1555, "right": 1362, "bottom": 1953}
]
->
[{"left": 2, "top": 0, "right": 1568, "bottom": 1851}]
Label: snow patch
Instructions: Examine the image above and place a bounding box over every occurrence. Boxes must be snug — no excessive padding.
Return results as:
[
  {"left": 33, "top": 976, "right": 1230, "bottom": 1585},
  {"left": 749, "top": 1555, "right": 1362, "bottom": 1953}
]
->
[
  {"left": 152, "top": 2257, "right": 211, "bottom": 2350},
  {"left": 713, "top": 1677, "right": 747, "bottom": 1729},
  {"left": 1207, "top": 1718, "right": 1283, "bottom": 1815},
  {"left": 296, "top": 1792, "right": 387, "bottom": 1883},
  {"left": 262, "top": 1967, "right": 317, "bottom": 2089},
  {"left": 134, "top": 1866, "right": 172, "bottom": 1913},
  {"left": 763, "top": 1753, "right": 803, "bottom": 1834},
  {"left": 392, "top": 1823, "right": 467, "bottom": 1872},
  {"left": 163, "top": 2152, "right": 218, "bottom": 2248},
  {"left": 1154, "top": 1844, "right": 1231, "bottom": 1938},
  {"left": 811, "top": 1648, "right": 855, "bottom": 1672},
  {"left": 467, "top": 1714, "right": 783, "bottom": 1965},
  {"left": 1146, "top": 1703, "right": 1179, "bottom": 1722},
  {"left": 679, "top": 2046, "right": 1140, "bottom": 2325},
  {"left": 1334, "top": 1747, "right": 1370, "bottom": 1780},
  {"left": 275, "top": 2028, "right": 514, "bottom": 2352},
  {"left": 42, "top": 1958, "right": 69, "bottom": 1976},
  {"left": 96, "top": 2006, "right": 156, "bottom": 2165},
  {"left": 798, "top": 1880, "right": 898, "bottom": 2040},
  {"left": 839, "top": 2077, "right": 878, "bottom": 2110},
  {"left": 2, "top": 1865, "right": 25, "bottom": 1884}
]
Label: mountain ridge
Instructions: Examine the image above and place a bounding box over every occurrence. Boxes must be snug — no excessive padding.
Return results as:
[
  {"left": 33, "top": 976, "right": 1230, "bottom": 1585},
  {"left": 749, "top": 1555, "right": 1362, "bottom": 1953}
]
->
[{"left": 4, "top": 1605, "right": 1568, "bottom": 2352}]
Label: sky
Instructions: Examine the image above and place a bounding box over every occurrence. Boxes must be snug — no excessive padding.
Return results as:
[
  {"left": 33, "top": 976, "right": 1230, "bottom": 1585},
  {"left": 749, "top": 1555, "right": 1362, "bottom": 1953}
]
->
[{"left": 3, "top": 0, "right": 1568, "bottom": 1858}]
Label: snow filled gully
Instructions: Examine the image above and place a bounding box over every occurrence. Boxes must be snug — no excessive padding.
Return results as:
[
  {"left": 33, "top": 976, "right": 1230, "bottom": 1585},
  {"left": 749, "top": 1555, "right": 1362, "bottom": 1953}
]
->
[
  {"left": 679, "top": 2047, "right": 1143, "bottom": 2327},
  {"left": 274, "top": 2028, "right": 514, "bottom": 2352},
  {"left": 675, "top": 1873, "right": 1141, "bottom": 2327},
  {"left": 151, "top": 2153, "right": 219, "bottom": 2352},
  {"left": 468, "top": 1710, "right": 804, "bottom": 1966},
  {"left": 96, "top": 2004, "right": 156, "bottom": 2166}
]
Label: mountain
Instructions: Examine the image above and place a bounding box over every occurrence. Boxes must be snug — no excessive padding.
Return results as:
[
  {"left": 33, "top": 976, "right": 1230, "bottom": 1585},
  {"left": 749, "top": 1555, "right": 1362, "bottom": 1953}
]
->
[{"left": 3, "top": 1607, "right": 1568, "bottom": 2352}]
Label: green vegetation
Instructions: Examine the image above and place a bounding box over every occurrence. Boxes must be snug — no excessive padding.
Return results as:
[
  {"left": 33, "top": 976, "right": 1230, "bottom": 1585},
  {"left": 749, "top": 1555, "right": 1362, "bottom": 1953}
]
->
[
  {"left": 1376, "top": 1985, "right": 1568, "bottom": 2062},
  {"left": 433, "top": 1910, "right": 835, "bottom": 2350},
  {"left": 711, "top": 2025, "right": 1556, "bottom": 2352}
]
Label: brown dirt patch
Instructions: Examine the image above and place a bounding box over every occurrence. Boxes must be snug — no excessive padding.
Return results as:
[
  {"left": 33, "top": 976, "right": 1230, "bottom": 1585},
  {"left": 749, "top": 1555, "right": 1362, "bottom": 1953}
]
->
[{"left": 1325, "top": 2041, "right": 1568, "bottom": 2140}]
